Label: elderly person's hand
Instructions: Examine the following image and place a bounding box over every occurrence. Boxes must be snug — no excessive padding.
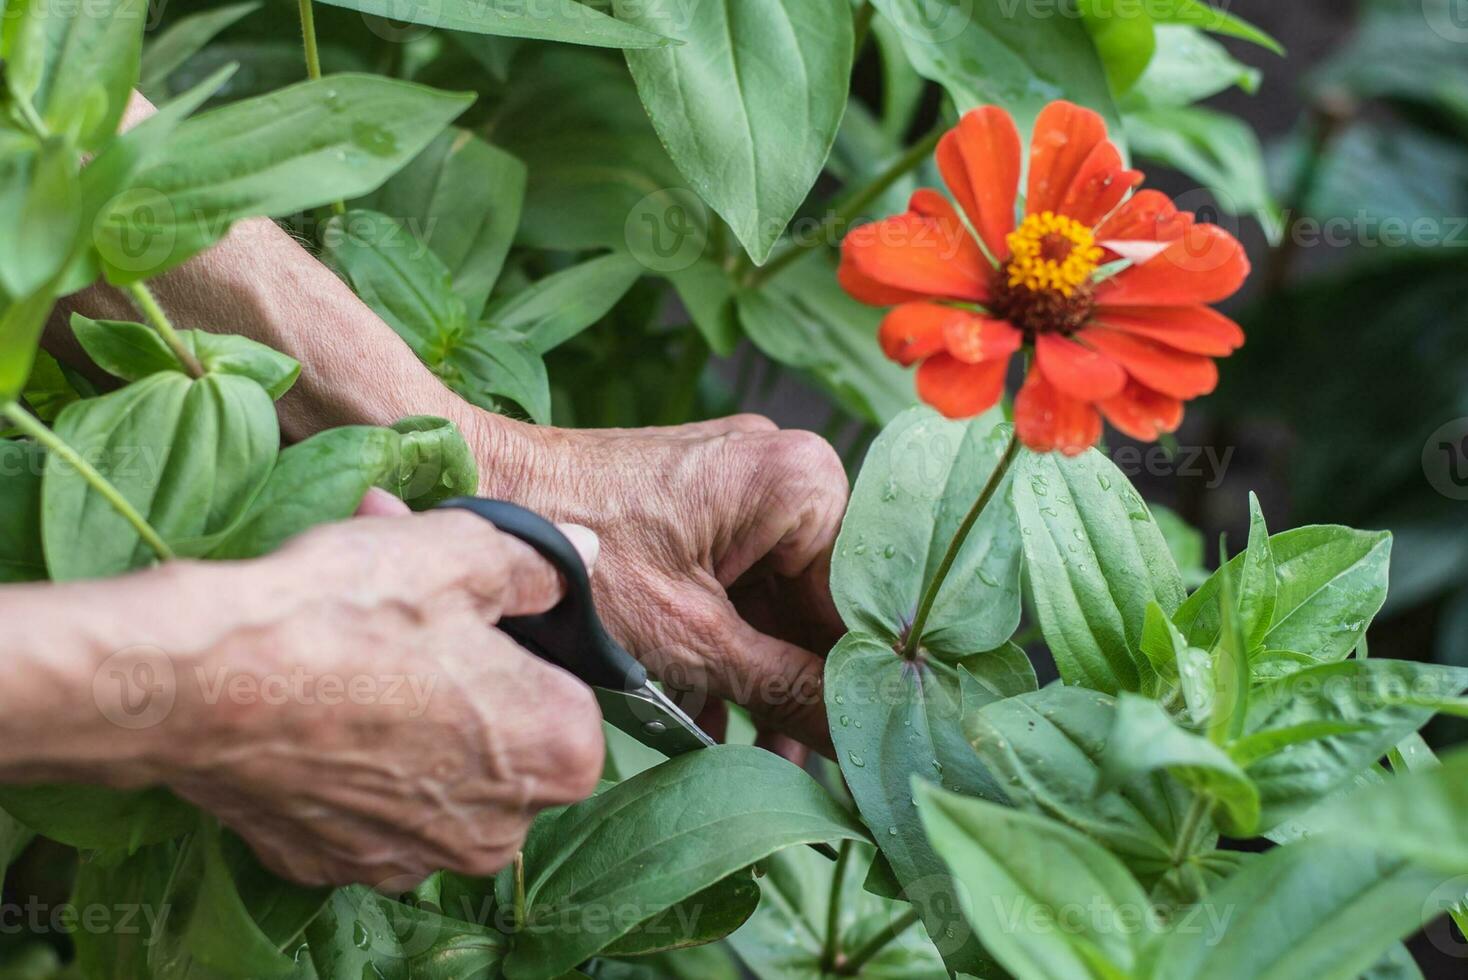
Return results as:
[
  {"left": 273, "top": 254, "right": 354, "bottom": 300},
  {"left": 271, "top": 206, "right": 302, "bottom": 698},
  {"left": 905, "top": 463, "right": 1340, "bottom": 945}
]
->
[{"left": 0, "top": 498, "right": 606, "bottom": 887}]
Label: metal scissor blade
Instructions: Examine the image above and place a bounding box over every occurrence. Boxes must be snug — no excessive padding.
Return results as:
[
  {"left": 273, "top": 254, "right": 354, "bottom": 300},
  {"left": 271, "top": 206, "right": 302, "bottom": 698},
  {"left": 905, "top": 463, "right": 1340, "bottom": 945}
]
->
[{"left": 593, "top": 683, "right": 717, "bottom": 757}]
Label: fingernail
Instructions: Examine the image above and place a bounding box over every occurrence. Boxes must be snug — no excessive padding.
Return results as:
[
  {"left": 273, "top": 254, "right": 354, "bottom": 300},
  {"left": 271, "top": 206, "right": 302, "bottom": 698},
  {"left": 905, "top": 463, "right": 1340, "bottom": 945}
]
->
[
  {"left": 558, "top": 523, "right": 601, "bottom": 573},
  {"left": 354, "top": 487, "right": 411, "bottom": 517}
]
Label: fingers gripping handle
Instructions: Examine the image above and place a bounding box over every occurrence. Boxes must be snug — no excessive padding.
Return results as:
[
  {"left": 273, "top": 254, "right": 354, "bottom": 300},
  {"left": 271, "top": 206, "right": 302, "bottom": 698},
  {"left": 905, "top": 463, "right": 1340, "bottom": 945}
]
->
[{"left": 436, "top": 498, "right": 649, "bottom": 692}]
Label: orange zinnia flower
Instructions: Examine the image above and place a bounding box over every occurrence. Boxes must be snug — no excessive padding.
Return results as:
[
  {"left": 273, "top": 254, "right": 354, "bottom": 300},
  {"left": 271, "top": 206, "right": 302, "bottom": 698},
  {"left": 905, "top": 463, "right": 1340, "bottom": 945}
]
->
[{"left": 839, "top": 100, "right": 1249, "bottom": 455}]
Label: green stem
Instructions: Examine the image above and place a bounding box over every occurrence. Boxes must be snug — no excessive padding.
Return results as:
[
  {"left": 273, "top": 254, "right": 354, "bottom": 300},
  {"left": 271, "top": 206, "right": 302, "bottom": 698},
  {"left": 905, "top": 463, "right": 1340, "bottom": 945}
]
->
[
  {"left": 512, "top": 851, "right": 527, "bottom": 932},
  {"left": 126, "top": 282, "right": 205, "bottom": 378},
  {"left": 747, "top": 123, "right": 944, "bottom": 289},
  {"left": 1, "top": 400, "right": 175, "bottom": 562},
  {"left": 820, "top": 841, "right": 854, "bottom": 972},
  {"left": 1171, "top": 796, "right": 1213, "bottom": 866},
  {"left": 837, "top": 908, "right": 921, "bottom": 976},
  {"left": 297, "top": 0, "right": 324, "bottom": 80},
  {"left": 901, "top": 429, "right": 1020, "bottom": 659},
  {"left": 11, "top": 91, "right": 50, "bottom": 140}
]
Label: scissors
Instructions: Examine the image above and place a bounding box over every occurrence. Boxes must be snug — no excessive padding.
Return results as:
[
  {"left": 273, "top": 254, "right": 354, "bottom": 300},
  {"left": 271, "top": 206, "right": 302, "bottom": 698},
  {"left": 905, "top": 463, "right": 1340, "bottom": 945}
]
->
[{"left": 438, "top": 499, "right": 839, "bottom": 860}]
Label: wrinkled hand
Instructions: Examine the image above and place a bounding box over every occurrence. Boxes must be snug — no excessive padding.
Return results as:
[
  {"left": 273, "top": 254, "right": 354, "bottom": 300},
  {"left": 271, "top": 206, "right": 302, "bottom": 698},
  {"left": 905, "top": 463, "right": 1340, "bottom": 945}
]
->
[
  {"left": 163, "top": 499, "right": 605, "bottom": 887},
  {"left": 487, "top": 415, "right": 850, "bottom": 754}
]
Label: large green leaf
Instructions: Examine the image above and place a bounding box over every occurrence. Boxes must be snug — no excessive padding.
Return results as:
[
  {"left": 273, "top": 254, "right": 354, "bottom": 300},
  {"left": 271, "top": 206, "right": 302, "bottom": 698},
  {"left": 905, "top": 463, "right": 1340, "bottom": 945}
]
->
[
  {"left": 918, "top": 784, "right": 1154, "bottom": 980},
  {"left": 99, "top": 75, "right": 474, "bottom": 282},
  {"left": 504, "top": 746, "right": 865, "bottom": 979},
  {"left": 357, "top": 127, "right": 526, "bottom": 317},
  {"left": 1098, "top": 694, "right": 1259, "bottom": 836},
  {"left": 866, "top": 0, "right": 1121, "bottom": 135},
  {"left": 1149, "top": 840, "right": 1442, "bottom": 980},
  {"left": 1243, "top": 659, "right": 1468, "bottom": 831},
  {"left": 314, "top": 0, "right": 670, "bottom": 48},
  {"left": 42, "top": 371, "right": 279, "bottom": 579},
  {"left": 727, "top": 843, "right": 945, "bottom": 979},
  {"left": 71, "top": 317, "right": 302, "bottom": 399},
  {"left": 1011, "top": 448, "right": 1185, "bottom": 694},
  {"left": 617, "top": 0, "right": 853, "bottom": 263},
  {"left": 966, "top": 686, "right": 1197, "bottom": 880},
  {"left": 1, "top": 0, "right": 145, "bottom": 150},
  {"left": 831, "top": 406, "right": 1021, "bottom": 653},
  {"left": 306, "top": 885, "right": 507, "bottom": 980},
  {"left": 486, "top": 252, "right": 643, "bottom": 354},
  {"left": 1174, "top": 525, "right": 1393, "bottom": 666},
  {"left": 826, "top": 631, "right": 1033, "bottom": 976},
  {"left": 0, "top": 439, "right": 45, "bottom": 582},
  {"left": 442, "top": 333, "right": 551, "bottom": 424}
]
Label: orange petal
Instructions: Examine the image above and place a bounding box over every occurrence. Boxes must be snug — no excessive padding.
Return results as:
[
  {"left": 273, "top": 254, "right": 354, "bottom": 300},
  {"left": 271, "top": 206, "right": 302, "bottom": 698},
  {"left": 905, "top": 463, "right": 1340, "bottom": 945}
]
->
[
  {"left": 1081, "top": 328, "right": 1218, "bottom": 400},
  {"left": 1091, "top": 305, "right": 1245, "bottom": 357},
  {"left": 880, "top": 303, "right": 965, "bottom": 365},
  {"left": 1097, "top": 223, "right": 1249, "bottom": 306},
  {"left": 945, "top": 315, "right": 1023, "bottom": 363},
  {"left": 841, "top": 189, "right": 993, "bottom": 304},
  {"left": 1099, "top": 381, "right": 1184, "bottom": 442},
  {"left": 915, "top": 352, "right": 1010, "bottom": 418},
  {"left": 1014, "top": 368, "right": 1102, "bottom": 456},
  {"left": 1095, "top": 188, "right": 1194, "bottom": 243},
  {"left": 1035, "top": 333, "right": 1126, "bottom": 401},
  {"left": 838, "top": 258, "right": 927, "bottom": 306},
  {"left": 1026, "top": 101, "right": 1109, "bottom": 218},
  {"left": 937, "top": 107, "right": 1021, "bottom": 261},
  {"left": 1055, "top": 140, "right": 1142, "bottom": 226}
]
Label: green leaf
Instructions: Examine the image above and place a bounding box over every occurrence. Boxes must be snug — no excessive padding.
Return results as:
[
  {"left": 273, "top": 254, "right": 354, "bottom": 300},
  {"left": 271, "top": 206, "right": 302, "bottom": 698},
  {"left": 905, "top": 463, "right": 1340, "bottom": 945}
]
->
[
  {"left": 727, "top": 843, "right": 945, "bottom": 979},
  {"left": 100, "top": 75, "right": 474, "bottom": 282},
  {"left": 377, "top": 415, "right": 479, "bottom": 508},
  {"left": 1173, "top": 525, "right": 1392, "bottom": 667},
  {"left": 71, "top": 842, "right": 177, "bottom": 979},
  {"left": 138, "top": 1, "right": 262, "bottom": 100},
  {"left": 1121, "top": 26, "right": 1260, "bottom": 109},
  {"left": 600, "top": 872, "right": 759, "bottom": 957},
  {"left": 966, "top": 686, "right": 1195, "bottom": 880},
  {"left": 0, "top": 439, "right": 46, "bottom": 582},
  {"left": 831, "top": 407, "right": 1021, "bottom": 654},
  {"left": 442, "top": 333, "right": 551, "bottom": 425},
  {"left": 1146, "top": 0, "right": 1283, "bottom": 55},
  {"left": 0, "top": 285, "right": 58, "bottom": 402},
  {"left": 314, "top": 0, "right": 671, "bottom": 48},
  {"left": 150, "top": 818, "right": 325, "bottom": 978},
  {"left": 667, "top": 260, "right": 739, "bottom": 356},
  {"left": 1124, "top": 105, "right": 1275, "bottom": 224},
  {"left": 1011, "top": 448, "right": 1185, "bottom": 694},
  {"left": 616, "top": 0, "right": 853, "bottom": 263},
  {"left": 1207, "top": 565, "right": 1249, "bottom": 744},
  {"left": 866, "top": 0, "right": 1122, "bottom": 136},
  {"left": 0, "top": 134, "right": 82, "bottom": 299},
  {"left": 504, "top": 745, "right": 865, "bottom": 979},
  {"left": 1, "top": 0, "right": 146, "bottom": 150},
  {"left": 1078, "top": 0, "right": 1156, "bottom": 95},
  {"left": 826, "top": 632, "right": 1032, "bottom": 977},
  {"left": 70, "top": 317, "right": 302, "bottom": 398},
  {"left": 1098, "top": 694, "right": 1259, "bottom": 836},
  {"left": 1243, "top": 659, "right": 1468, "bottom": 832},
  {"left": 0, "top": 784, "right": 194, "bottom": 851},
  {"left": 917, "top": 784, "right": 1154, "bottom": 980},
  {"left": 42, "top": 371, "right": 279, "bottom": 579},
  {"left": 1149, "top": 840, "right": 1442, "bottom": 980},
  {"left": 735, "top": 256, "right": 915, "bottom": 424},
  {"left": 487, "top": 253, "right": 643, "bottom": 354},
  {"left": 306, "top": 885, "right": 508, "bottom": 980},
  {"left": 1235, "top": 493, "right": 1276, "bottom": 651},
  {"left": 357, "top": 127, "right": 526, "bottom": 318}
]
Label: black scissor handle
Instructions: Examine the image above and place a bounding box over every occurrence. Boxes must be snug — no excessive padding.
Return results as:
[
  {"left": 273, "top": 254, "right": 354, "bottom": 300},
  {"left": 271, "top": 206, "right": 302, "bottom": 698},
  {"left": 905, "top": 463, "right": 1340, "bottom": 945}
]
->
[{"left": 436, "top": 498, "right": 648, "bottom": 693}]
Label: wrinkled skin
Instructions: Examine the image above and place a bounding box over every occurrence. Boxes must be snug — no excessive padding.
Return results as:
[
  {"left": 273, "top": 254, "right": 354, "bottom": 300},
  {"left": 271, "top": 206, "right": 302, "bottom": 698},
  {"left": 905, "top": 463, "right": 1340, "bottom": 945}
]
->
[
  {"left": 483, "top": 413, "right": 851, "bottom": 756},
  {"left": 161, "top": 503, "right": 607, "bottom": 887}
]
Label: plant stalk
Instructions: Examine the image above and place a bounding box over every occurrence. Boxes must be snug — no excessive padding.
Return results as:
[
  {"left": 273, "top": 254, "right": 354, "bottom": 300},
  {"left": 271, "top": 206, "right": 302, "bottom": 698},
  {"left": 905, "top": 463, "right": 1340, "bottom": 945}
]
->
[
  {"left": 820, "top": 841, "right": 854, "bottom": 972},
  {"left": 296, "top": 0, "right": 347, "bottom": 215},
  {"left": 836, "top": 908, "right": 921, "bottom": 975},
  {"left": 901, "top": 429, "right": 1021, "bottom": 659},
  {"left": 512, "top": 851, "right": 527, "bottom": 932},
  {"left": 126, "top": 282, "right": 205, "bottom": 378},
  {"left": 11, "top": 92, "right": 50, "bottom": 140},
  {"left": 747, "top": 123, "right": 944, "bottom": 289},
  {"left": 1171, "top": 796, "right": 1213, "bottom": 866},
  {"left": 1, "top": 400, "right": 175, "bottom": 562}
]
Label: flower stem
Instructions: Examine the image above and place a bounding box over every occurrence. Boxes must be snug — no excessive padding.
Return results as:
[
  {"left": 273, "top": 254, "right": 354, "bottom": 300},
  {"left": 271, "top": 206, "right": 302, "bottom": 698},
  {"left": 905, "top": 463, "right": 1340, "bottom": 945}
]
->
[
  {"left": 1, "top": 400, "right": 175, "bottom": 562},
  {"left": 126, "top": 282, "right": 205, "bottom": 378},
  {"left": 836, "top": 908, "right": 921, "bottom": 975},
  {"left": 819, "top": 841, "right": 854, "bottom": 971},
  {"left": 296, "top": 0, "right": 346, "bottom": 216},
  {"left": 512, "top": 851, "right": 527, "bottom": 932},
  {"left": 746, "top": 123, "right": 944, "bottom": 289},
  {"left": 900, "top": 429, "right": 1020, "bottom": 660}
]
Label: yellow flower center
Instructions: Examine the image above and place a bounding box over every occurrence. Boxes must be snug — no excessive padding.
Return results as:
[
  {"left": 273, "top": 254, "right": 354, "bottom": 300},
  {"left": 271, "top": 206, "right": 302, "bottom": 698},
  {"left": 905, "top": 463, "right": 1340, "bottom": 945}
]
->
[{"left": 1004, "top": 211, "right": 1103, "bottom": 299}]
